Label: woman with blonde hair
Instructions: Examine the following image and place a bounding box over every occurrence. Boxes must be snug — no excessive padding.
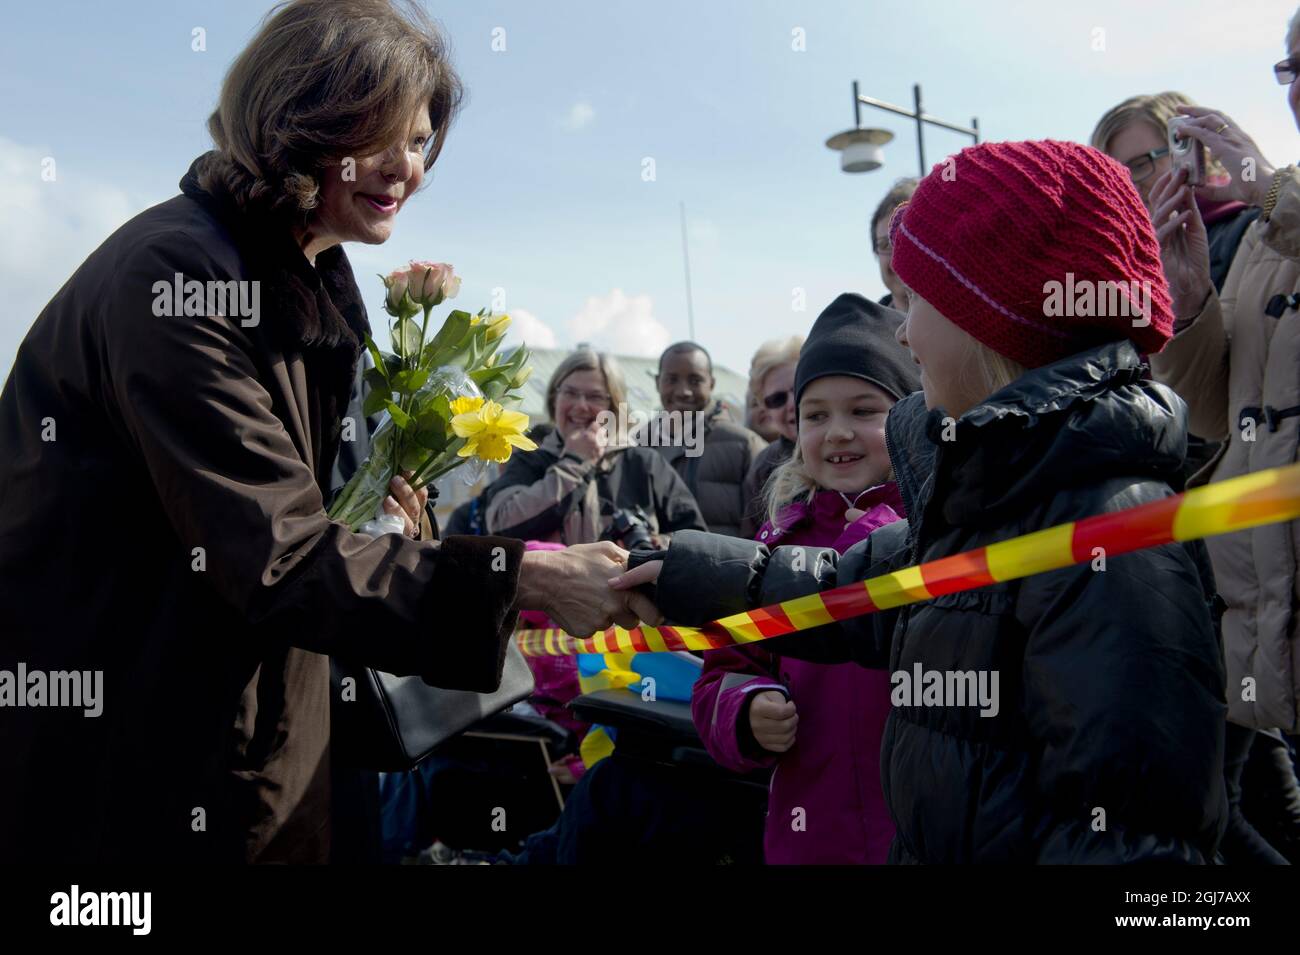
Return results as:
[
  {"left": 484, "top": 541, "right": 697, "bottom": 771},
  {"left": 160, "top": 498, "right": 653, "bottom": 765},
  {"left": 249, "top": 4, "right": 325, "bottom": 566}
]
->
[
  {"left": 1091, "top": 91, "right": 1258, "bottom": 292},
  {"left": 740, "top": 335, "right": 804, "bottom": 536}
]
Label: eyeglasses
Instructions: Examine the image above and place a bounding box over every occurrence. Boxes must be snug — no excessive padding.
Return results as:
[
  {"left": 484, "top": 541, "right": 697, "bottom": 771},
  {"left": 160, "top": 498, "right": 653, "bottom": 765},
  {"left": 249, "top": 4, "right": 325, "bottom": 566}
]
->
[
  {"left": 762, "top": 389, "right": 794, "bottom": 410},
  {"left": 1275, "top": 55, "right": 1300, "bottom": 84},
  {"left": 557, "top": 386, "right": 611, "bottom": 406},
  {"left": 1122, "top": 146, "right": 1170, "bottom": 183}
]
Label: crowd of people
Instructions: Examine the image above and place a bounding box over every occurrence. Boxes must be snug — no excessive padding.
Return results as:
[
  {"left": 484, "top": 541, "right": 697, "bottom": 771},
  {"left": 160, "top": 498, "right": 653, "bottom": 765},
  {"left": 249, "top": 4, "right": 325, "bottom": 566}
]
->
[{"left": 2, "top": 0, "right": 1300, "bottom": 865}]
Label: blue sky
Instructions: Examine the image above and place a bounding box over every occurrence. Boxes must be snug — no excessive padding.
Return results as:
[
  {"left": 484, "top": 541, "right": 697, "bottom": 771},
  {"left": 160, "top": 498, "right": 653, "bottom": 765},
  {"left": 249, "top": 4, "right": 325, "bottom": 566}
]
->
[{"left": 2, "top": 0, "right": 1298, "bottom": 379}]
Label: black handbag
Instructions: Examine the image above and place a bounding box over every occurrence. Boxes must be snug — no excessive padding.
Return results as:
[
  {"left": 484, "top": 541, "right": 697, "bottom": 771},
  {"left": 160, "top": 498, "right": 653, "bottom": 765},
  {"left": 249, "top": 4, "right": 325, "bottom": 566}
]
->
[{"left": 330, "top": 640, "right": 536, "bottom": 772}]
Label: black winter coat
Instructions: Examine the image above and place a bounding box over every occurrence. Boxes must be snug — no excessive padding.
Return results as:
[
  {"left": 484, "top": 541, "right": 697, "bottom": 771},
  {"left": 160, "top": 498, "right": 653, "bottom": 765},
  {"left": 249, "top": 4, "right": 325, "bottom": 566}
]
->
[{"left": 652, "top": 342, "right": 1229, "bottom": 863}]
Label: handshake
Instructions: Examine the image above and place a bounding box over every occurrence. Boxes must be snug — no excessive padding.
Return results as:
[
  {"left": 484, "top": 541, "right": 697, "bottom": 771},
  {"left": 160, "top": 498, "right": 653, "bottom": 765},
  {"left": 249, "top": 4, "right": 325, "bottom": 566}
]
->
[{"left": 516, "top": 541, "right": 666, "bottom": 637}]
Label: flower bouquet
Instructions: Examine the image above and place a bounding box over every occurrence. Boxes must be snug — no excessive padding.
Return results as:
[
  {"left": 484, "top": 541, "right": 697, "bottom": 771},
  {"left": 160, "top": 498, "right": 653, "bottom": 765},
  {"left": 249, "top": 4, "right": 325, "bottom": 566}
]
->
[{"left": 328, "top": 261, "right": 537, "bottom": 532}]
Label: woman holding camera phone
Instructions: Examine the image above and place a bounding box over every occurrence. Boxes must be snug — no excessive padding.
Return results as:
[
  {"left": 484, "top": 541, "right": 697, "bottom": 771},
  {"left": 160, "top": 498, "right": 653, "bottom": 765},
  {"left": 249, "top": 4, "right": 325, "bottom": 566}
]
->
[
  {"left": 1147, "top": 9, "right": 1300, "bottom": 863},
  {"left": 482, "top": 348, "right": 705, "bottom": 546}
]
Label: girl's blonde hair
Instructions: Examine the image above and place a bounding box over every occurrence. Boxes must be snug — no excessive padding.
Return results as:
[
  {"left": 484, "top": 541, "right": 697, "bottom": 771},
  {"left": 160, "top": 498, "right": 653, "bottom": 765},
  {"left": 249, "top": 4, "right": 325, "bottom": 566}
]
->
[
  {"left": 957, "top": 332, "right": 1026, "bottom": 406},
  {"left": 763, "top": 439, "right": 821, "bottom": 526},
  {"left": 761, "top": 341, "right": 1024, "bottom": 527}
]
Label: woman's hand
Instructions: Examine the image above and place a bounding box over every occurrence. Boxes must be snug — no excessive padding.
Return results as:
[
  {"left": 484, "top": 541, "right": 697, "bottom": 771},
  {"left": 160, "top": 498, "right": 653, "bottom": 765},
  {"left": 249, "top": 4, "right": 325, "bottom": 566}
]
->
[
  {"left": 1150, "top": 167, "right": 1214, "bottom": 324},
  {"left": 517, "top": 542, "right": 664, "bottom": 636},
  {"left": 1172, "top": 106, "right": 1275, "bottom": 207},
  {"left": 382, "top": 473, "right": 428, "bottom": 539},
  {"left": 564, "top": 422, "right": 608, "bottom": 463},
  {"left": 749, "top": 690, "right": 798, "bottom": 753}
]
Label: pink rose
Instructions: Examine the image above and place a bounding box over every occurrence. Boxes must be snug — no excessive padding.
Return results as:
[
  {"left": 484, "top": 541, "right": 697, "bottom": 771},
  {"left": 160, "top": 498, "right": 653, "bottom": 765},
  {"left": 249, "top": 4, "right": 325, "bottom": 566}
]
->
[
  {"left": 383, "top": 268, "right": 411, "bottom": 315},
  {"left": 406, "top": 261, "right": 460, "bottom": 307}
]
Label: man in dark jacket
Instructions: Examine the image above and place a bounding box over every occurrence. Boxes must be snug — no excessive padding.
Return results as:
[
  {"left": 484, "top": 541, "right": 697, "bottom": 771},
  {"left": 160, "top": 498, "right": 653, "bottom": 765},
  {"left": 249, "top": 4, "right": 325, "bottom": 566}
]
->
[
  {"left": 648, "top": 342, "right": 766, "bottom": 537},
  {"left": 642, "top": 342, "right": 1230, "bottom": 863}
]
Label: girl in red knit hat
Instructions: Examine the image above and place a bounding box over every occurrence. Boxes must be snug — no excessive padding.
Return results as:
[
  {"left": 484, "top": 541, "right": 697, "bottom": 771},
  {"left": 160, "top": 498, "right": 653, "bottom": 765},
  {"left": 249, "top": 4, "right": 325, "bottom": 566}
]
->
[{"left": 616, "top": 140, "right": 1229, "bottom": 863}]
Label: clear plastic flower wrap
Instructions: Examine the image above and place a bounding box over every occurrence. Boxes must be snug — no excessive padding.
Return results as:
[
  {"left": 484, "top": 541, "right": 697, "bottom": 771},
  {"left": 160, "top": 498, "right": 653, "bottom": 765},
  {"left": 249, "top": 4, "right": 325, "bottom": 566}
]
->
[{"left": 327, "top": 263, "right": 537, "bottom": 532}]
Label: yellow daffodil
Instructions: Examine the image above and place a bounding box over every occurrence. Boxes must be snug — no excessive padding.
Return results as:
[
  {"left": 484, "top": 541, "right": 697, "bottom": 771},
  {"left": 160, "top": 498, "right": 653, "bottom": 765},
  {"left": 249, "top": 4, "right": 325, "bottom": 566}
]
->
[
  {"left": 469, "top": 312, "right": 512, "bottom": 342},
  {"left": 449, "top": 395, "right": 484, "bottom": 416},
  {"left": 450, "top": 398, "right": 536, "bottom": 463}
]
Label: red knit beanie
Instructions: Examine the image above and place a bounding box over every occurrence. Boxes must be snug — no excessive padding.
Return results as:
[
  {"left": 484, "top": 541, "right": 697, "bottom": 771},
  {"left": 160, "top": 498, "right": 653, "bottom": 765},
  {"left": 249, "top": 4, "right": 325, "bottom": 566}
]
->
[{"left": 889, "top": 140, "right": 1173, "bottom": 369}]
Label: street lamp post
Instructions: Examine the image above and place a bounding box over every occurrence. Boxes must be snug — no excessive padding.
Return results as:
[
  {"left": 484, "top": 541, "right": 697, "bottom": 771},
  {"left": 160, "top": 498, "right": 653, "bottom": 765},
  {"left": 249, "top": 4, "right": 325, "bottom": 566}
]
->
[{"left": 826, "top": 81, "right": 980, "bottom": 175}]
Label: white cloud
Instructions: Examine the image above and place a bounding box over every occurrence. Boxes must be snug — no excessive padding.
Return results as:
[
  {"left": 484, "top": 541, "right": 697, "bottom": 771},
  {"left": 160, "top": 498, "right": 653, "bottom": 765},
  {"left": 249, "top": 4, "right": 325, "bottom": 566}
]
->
[
  {"left": 506, "top": 308, "right": 557, "bottom": 348},
  {"left": 561, "top": 101, "right": 595, "bottom": 131},
  {"left": 0, "top": 138, "right": 147, "bottom": 375},
  {"left": 568, "top": 289, "right": 670, "bottom": 358}
]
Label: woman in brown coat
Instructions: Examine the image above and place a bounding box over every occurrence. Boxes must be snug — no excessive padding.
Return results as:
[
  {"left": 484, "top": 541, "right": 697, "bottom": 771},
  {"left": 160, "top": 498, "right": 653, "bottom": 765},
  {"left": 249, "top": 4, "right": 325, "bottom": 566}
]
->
[{"left": 0, "top": 0, "right": 657, "bottom": 864}]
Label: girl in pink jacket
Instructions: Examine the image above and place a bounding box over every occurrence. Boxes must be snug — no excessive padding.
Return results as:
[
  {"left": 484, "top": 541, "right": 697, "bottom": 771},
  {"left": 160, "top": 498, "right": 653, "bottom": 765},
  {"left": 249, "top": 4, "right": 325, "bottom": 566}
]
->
[{"left": 691, "top": 293, "right": 920, "bottom": 864}]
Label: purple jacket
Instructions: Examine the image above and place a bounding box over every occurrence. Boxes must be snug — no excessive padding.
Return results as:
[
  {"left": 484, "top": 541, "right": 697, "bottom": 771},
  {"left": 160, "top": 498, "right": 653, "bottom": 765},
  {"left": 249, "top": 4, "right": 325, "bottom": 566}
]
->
[{"left": 691, "top": 484, "right": 902, "bottom": 864}]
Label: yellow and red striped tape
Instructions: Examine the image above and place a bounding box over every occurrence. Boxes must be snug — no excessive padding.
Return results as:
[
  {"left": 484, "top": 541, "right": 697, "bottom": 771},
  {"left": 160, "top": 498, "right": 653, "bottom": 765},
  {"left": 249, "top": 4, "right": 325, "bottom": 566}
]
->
[{"left": 516, "top": 461, "right": 1300, "bottom": 657}]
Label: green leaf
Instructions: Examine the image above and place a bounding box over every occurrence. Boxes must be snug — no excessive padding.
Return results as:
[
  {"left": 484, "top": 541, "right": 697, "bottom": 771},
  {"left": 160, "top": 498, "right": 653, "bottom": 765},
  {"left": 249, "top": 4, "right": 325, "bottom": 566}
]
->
[
  {"left": 362, "top": 386, "right": 389, "bottom": 418},
  {"left": 393, "top": 317, "right": 421, "bottom": 357},
  {"left": 363, "top": 334, "right": 388, "bottom": 377},
  {"left": 469, "top": 365, "right": 506, "bottom": 385},
  {"left": 398, "top": 443, "right": 429, "bottom": 473},
  {"left": 423, "top": 311, "right": 473, "bottom": 359},
  {"left": 384, "top": 400, "right": 413, "bottom": 429},
  {"left": 363, "top": 365, "right": 390, "bottom": 396},
  {"left": 392, "top": 368, "right": 430, "bottom": 393},
  {"left": 412, "top": 419, "right": 447, "bottom": 452}
]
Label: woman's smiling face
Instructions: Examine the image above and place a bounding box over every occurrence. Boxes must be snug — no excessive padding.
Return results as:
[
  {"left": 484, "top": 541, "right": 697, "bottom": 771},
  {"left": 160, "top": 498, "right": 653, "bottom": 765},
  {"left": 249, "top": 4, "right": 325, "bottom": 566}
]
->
[
  {"left": 799, "top": 375, "right": 894, "bottom": 494},
  {"left": 310, "top": 105, "right": 433, "bottom": 249}
]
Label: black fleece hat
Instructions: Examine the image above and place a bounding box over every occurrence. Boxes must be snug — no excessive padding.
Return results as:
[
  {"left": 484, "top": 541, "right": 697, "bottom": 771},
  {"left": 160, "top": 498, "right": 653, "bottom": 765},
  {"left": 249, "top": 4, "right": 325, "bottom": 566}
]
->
[{"left": 794, "top": 293, "right": 921, "bottom": 408}]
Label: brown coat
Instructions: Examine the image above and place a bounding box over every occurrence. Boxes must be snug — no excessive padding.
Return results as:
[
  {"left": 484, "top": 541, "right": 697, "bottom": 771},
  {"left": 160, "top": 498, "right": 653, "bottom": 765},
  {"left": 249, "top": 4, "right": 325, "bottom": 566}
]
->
[
  {"left": 0, "top": 154, "right": 524, "bottom": 863},
  {"left": 1151, "top": 166, "right": 1300, "bottom": 732}
]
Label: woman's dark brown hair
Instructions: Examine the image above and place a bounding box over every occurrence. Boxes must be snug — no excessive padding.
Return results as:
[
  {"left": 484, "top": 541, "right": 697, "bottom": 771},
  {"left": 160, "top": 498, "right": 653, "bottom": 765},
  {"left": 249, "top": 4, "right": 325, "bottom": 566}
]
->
[{"left": 200, "top": 0, "right": 463, "bottom": 218}]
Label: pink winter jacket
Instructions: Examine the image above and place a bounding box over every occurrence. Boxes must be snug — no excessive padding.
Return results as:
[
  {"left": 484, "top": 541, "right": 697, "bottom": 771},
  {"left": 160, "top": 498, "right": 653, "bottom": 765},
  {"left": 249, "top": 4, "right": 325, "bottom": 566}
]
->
[{"left": 691, "top": 483, "right": 903, "bottom": 864}]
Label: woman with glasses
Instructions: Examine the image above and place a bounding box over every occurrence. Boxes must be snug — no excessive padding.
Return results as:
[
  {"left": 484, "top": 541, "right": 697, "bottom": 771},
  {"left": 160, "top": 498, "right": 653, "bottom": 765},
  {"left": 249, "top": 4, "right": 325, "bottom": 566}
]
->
[
  {"left": 739, "top": 336, "right": 805, "bottom": 537},
  {"left": 1142, "top": 10, "right": 1300, "bottom": 864},
  {"left": 483, "top": 348, "right": 705, "bottom": 545},
  {"left": 1092, "top": 91, "right": 1259, "bottom": 293}
]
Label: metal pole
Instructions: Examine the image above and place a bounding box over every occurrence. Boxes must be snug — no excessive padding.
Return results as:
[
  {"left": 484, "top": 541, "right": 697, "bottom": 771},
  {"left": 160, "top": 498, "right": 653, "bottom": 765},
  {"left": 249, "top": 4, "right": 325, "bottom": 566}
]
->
[
  {"left": 972, "top": 116, "right": 981, "bottom": 144},
  {"left": 679, "top": 201, "right": 696, "bottom": 340},
  {"left": 852, "top": 80, "right": 861, "bottom": 128},
  {"left": 913, "top": 83, "right": 926, "bottom": 174}
]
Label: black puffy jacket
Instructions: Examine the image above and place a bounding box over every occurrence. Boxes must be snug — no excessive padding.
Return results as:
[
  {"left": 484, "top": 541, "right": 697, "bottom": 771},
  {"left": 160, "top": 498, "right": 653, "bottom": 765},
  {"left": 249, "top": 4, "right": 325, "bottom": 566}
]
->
[{"left": 653, "top": 341, "right": 1229, "bottom": 863}]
